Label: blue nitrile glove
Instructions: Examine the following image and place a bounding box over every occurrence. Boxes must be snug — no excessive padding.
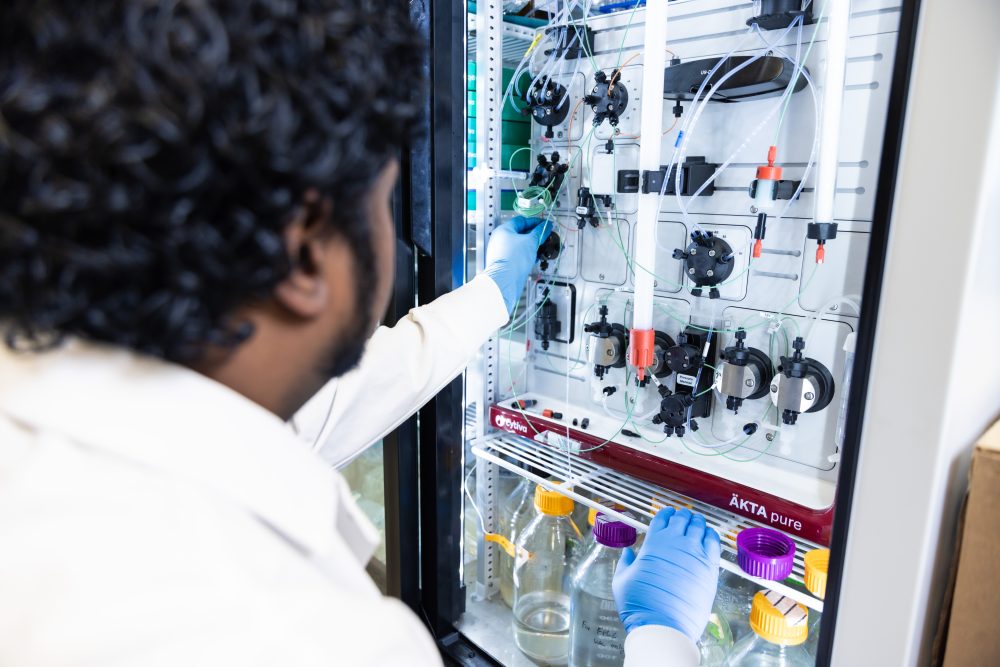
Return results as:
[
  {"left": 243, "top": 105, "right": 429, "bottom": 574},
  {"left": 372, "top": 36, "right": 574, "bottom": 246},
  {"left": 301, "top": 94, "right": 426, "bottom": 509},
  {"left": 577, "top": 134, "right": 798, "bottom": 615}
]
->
[
  {"left": 612, "top": 507, "right": 721, "bottom": 644},
  {"left": 484, "top": 216, "right": 553, "bottom": 315}
]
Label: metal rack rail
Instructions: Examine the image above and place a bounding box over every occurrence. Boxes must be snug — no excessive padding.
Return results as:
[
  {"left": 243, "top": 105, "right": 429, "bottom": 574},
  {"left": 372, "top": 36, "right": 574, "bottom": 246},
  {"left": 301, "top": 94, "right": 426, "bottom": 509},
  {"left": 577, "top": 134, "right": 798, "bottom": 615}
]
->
[{"left": 472, "top": 432, "right": 826, "bottom": 612}]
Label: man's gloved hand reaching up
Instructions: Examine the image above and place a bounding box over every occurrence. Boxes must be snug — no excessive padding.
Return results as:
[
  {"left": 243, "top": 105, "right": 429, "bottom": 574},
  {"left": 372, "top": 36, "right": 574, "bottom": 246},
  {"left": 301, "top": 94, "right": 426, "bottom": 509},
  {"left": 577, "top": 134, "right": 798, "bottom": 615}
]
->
[{"left": 483, "top": 216, "right": 552, "bottom": 315}]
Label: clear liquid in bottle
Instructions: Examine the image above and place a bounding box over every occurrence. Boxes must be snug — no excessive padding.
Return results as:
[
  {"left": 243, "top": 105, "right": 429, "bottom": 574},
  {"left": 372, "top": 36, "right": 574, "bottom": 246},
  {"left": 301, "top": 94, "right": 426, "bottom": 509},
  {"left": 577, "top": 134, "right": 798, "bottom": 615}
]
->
[
  {"left": 512, "top": 485, "right": 580, "bottom": 665},
  {"left": 514, "top": 590, "right": 572, "bottom": 665}
]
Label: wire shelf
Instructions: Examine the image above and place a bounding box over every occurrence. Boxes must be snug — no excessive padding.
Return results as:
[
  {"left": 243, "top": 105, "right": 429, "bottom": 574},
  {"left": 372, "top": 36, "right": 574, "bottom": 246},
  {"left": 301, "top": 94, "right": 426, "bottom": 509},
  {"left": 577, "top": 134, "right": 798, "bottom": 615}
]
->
[{"left": 472, "top": 432, "right": 826, "bottom": 612}]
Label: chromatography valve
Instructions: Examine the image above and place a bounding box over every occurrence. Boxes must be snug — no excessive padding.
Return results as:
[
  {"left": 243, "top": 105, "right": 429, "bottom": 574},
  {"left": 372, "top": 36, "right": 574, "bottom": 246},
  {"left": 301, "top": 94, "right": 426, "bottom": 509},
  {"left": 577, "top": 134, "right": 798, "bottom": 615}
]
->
[{"left": 771, "top": 336, "right": 836, "bottom": 425}]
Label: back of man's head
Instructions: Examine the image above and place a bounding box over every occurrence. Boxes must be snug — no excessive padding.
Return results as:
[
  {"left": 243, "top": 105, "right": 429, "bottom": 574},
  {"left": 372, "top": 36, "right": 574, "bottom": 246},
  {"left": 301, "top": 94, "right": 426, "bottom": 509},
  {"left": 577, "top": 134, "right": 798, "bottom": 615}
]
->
[{"left": 0, "top": 0, "right": 422, "bottom": 363}]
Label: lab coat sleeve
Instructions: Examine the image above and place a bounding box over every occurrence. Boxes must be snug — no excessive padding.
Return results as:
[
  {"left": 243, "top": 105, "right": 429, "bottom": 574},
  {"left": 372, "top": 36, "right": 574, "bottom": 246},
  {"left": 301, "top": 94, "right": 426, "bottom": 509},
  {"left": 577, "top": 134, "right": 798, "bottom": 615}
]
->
[
  {"left": 623, "top": 626, "right": 700, "bottom": 667},
  {"left": 293, "top": 274, "right": 509, "bottom": 467}
]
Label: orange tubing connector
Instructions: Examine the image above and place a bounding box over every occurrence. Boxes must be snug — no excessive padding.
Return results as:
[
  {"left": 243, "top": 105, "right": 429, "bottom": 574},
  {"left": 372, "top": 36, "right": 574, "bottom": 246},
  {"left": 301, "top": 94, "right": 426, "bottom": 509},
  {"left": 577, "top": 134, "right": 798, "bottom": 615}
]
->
[
  {"left": 815, "top": 243, "right": 826, "bottom": 264},
  {"left": 756, "top": 145, "right": 783, "bottom": 182},
  {"left": 629, "top": 328, "right": 656, "bottom": 382}
]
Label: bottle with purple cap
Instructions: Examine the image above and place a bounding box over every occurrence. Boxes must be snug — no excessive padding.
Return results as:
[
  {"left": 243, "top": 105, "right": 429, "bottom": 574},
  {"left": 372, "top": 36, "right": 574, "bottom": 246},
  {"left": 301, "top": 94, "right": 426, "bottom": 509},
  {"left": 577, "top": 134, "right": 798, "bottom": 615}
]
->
[
  {"left": 568, "top": 513, "right": 637, "bottom": 667},
  {"left": 718, "top": 526, "right": 797, "bottom": 644}
]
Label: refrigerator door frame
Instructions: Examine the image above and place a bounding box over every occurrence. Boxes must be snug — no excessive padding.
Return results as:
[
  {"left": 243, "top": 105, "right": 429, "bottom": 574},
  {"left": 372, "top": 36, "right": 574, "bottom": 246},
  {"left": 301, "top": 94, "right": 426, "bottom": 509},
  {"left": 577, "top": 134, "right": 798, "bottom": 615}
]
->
[
  {"left": 386, "top": 0, "right": 473, "bottom": 644},
  {"left": 817, "top": 0, "right": 924, "bottom": 661},
  {"left": 415, "top": 0, "right": 470, "bottom": 637},
  {"left": 379, "top": 0, "right": 471, "bottom": 645},
  {"left": 830, "top": 0, "right": 1000, "bottom": 664}
]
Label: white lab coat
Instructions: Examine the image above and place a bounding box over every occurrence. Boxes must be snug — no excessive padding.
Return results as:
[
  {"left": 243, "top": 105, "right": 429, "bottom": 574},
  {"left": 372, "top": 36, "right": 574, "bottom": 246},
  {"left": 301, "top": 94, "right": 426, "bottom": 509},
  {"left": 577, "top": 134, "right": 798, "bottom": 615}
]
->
[
  {"left": 290, "top": 274, "right": 510, "bottom": 466},
  {"left": 0, "top": 274, "right": 695, "bottom": 666}
]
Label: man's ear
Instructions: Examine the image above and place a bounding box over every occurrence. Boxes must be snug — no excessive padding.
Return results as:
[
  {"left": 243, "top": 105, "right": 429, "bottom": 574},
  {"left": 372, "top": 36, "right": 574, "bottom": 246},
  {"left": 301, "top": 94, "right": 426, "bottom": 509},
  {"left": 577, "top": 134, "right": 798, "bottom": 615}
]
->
[{"left": 272, "top": 193, "right": 345, "bottom": 320}]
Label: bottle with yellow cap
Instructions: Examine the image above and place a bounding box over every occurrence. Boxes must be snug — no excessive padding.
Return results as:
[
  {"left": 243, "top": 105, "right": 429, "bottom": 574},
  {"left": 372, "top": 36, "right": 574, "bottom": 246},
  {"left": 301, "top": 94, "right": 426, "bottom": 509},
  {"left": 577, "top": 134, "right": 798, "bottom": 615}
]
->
[
  {"left": 723, "top": 590, "right": 812, "bottom": 667},
  {"left": 513, "top": 485, "right": 581, "bottom": 665},
  {"left": 802, "top": 548, "right": 829, "bottom": 659}
]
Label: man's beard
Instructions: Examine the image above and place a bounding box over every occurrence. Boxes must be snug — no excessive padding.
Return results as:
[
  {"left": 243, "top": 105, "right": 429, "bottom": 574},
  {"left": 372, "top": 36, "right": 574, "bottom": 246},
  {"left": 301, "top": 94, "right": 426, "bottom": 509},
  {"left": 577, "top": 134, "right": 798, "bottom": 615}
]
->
[
  {"left": 320, "top": 228, "right": 378, "bottom": 380},
  {"left": 322, "top": 321, "right": 369, "bottom": 379}
]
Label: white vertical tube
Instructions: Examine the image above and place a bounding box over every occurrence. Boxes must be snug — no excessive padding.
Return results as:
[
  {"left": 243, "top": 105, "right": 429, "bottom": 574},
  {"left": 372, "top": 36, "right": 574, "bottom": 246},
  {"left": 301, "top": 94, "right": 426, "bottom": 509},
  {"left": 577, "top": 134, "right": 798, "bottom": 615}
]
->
[
  {"left": 813, "top": 0, "right": 851, "bottom": 226},
  {"left": 632, "top": 0, "right": 668, "bottom": 331}
]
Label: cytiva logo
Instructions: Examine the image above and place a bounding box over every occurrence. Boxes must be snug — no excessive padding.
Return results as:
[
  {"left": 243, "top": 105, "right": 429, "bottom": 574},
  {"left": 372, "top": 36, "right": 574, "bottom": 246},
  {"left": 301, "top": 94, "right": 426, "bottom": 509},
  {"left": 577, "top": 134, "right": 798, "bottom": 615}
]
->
[{"left": 495, "top": 412, "right": 529, "bottom": 435}]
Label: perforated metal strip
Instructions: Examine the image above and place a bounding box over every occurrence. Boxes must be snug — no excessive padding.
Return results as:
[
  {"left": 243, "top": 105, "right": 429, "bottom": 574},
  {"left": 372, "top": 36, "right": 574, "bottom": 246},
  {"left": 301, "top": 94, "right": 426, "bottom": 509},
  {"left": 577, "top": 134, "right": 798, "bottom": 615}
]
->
[{"left": 468, "top": 15, "right": 536, "bottom": 66}]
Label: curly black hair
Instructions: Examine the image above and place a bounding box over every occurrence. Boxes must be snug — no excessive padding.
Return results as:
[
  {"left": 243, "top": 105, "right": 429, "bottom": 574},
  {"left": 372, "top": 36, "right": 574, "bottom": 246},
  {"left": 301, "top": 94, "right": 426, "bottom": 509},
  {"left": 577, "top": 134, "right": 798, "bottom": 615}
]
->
[{"left": 0, "top": 0, "right": 423, "bottom": 362}]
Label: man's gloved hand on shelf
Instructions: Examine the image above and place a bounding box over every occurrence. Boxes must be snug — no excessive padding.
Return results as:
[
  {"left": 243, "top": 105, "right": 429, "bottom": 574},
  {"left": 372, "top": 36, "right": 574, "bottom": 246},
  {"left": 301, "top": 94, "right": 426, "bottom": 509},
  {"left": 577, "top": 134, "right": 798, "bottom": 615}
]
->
[
  {"left": 612, "top": 507, "right": 721, "bottom": 645},
  {"left": 483, "top": 215, "right": 552, "bottom": 315}
]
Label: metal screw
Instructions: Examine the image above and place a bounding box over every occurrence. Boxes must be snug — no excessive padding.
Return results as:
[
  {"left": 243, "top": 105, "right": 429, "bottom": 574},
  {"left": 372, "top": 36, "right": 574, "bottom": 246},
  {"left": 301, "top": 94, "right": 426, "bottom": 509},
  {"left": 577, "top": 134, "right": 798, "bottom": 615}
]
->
[
  {"left": 599, "top": 273, "right": 606, "bottom": 280},
  {"left": 708, "top": 250, "right": 716, "bottom": 257},
  {"left": 690, "top": 248, "right": 697, "bottom": 255},
  {"left": 545, "top": 90, "right": 553, "bottom": 99},
  {"left": 706, "top": 269, "right": 714, "bottom": 277},
  {"left": 804, "top": 391, "right": 815, "bottom": 401},
  {"left": 545, "top": 108, "right": 552, "bottom": 115},
  {"left": 750, "top": 205, "right": 759, "bottom": 214},
  {"left": 770, "top": 384, "right": 778, "bottom": 393},
  {"left": 688, "top": 268, "right": 696, "bottom": 275},
  {"left": 765, "top": 432, "right": 775, "bottom": 442},
  {"left": 830, "top": 304, "right": 839, "bottom": 311},
  {"left": 745, "top": 379, "right": 755, "bottom": 387}
]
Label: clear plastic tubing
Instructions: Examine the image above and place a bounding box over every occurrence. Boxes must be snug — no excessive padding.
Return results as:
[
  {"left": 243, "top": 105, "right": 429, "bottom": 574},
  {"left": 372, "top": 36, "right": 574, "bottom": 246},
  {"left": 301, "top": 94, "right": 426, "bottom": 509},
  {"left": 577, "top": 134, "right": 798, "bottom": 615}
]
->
[
  {"left": 651, "top": 22, "right": 759, "bottom": 246},
  {"left": 813, "top": 0, "right": 852, "bottom": 227},
  {"left": 804, "top": 295, "right": 860, "bottom": 340},
  {"left": 656, "top": 21, "right": 806, "bottom": 245},
  {"left": 664, "top": 0, "right": 815, "bottom": 197},
  {"left": 679, "top": 18, "right": 807, "bottom": 207},
  {"left": 765, "top": 56, "right": 820, "bottom": 222},
  {"left": 672, "top": 16, "right": 806, "bottom": 214},
  {"left": 835, "top": 332, "right": 856, "bottom": 453}
]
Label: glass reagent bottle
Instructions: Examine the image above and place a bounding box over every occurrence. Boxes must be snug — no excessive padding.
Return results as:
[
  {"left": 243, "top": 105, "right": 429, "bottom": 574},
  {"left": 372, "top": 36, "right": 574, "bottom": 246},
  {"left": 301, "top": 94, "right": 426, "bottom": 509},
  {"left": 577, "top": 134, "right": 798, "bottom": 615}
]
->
[
  {"left": 568, "top": 513, "right": 636, "bottom": 667},
  {"left": 724, "top": 590, "right": 811, "bottom": 667},
  {"left": 513, "top": 485, "right": 581, "bottom": 666}
]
